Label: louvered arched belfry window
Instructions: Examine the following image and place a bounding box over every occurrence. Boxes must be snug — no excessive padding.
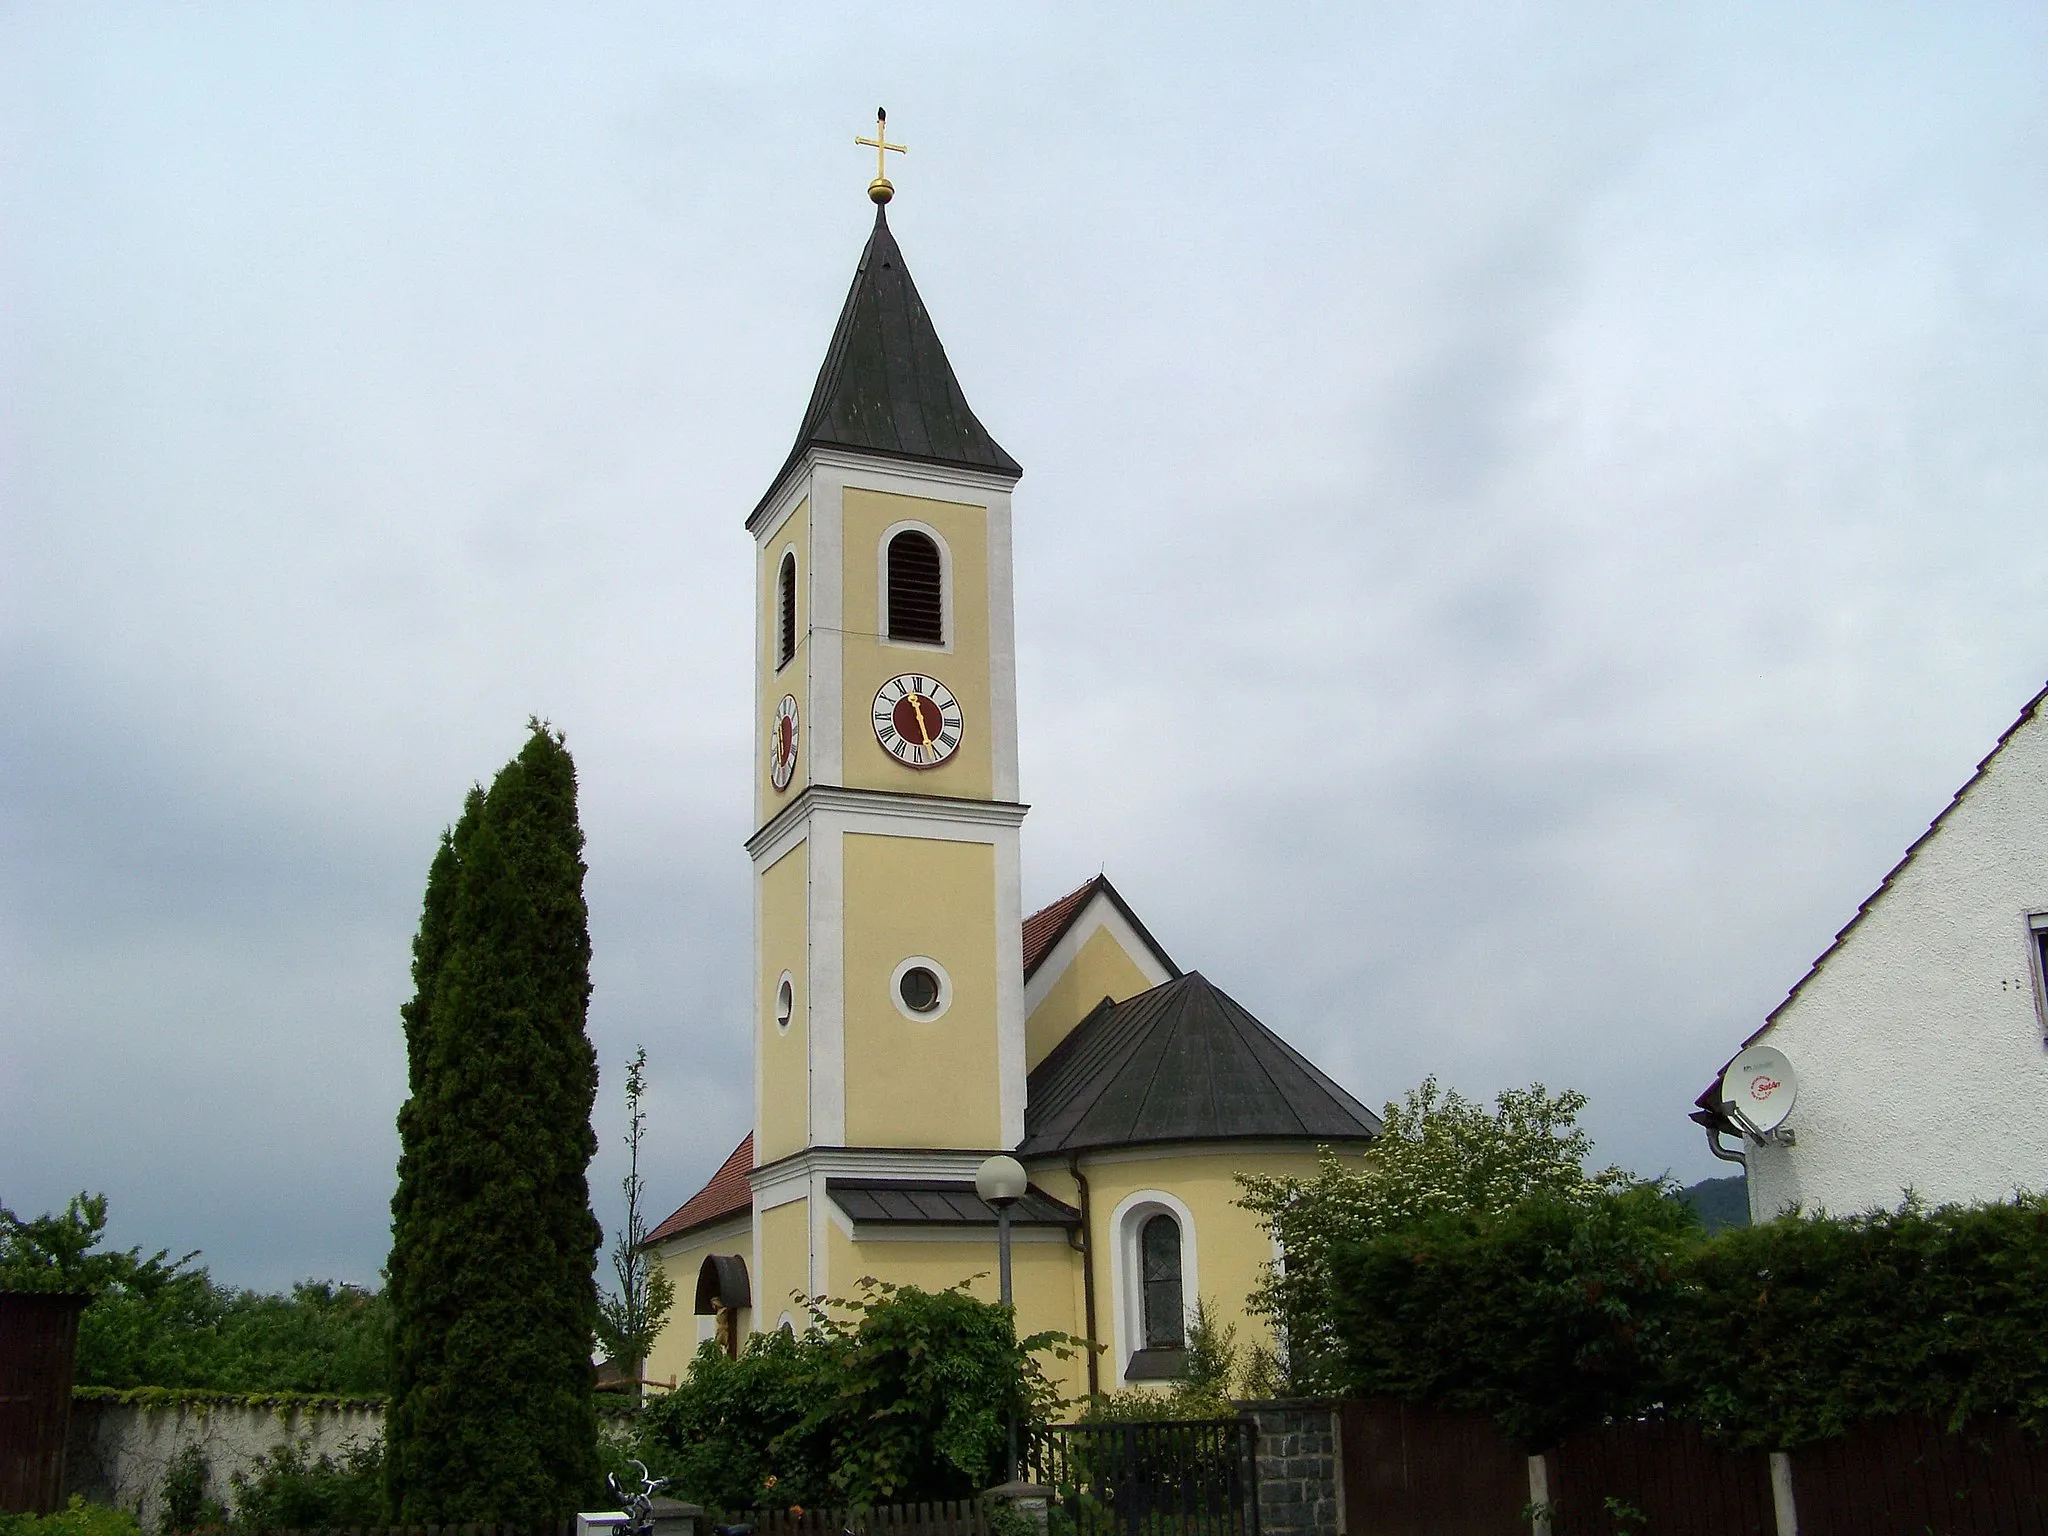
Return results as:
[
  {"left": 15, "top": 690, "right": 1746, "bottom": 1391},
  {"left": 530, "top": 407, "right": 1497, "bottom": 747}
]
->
[
  {"left": 1140, "top": 1212, "right": 1186, "bottom": 1349},
  {"left": 886, "top": 530, "right": 944, "bottom": 644},
  {"left": 777, "top": 551, "right": 797, "bottom": 668}
]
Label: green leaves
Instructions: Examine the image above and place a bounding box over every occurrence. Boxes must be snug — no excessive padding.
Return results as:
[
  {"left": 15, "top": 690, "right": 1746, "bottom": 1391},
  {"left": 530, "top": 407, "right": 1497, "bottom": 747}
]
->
[
  {"left": 2, "top": 1194, "right": 387, "bottom": 1392},
  {"left": 1239, "top": 1077, "right": 1629, "bottom": 1391},
  {"left": 636, "top": 1282, "right": 1079, "bottom": 1513},
  {"left": 1326, "top": 1185, "right": 1697, "bottom": 1450},
  {"left": 1667, "top": 1194, "right": 2048, "bottom": 1447}
]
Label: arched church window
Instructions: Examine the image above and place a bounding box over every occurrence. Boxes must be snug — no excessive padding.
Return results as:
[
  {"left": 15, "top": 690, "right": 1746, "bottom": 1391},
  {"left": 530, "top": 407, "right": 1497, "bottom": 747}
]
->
[
  {"left": 886, "top": 530, "right": 944, "bottom": 644},
  {"left": 1140, "top": 1213, "right": 1185, "bottom": 1349},
  {"left": 777, "top": 551, "right": 797, "bottom": 668}
]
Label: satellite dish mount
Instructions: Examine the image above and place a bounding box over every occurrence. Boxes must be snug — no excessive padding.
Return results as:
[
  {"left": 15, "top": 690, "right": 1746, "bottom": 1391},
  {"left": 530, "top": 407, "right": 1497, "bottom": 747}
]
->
[{"left": 1720, "top": 1045, "right": 1799, "bottom": 1147}]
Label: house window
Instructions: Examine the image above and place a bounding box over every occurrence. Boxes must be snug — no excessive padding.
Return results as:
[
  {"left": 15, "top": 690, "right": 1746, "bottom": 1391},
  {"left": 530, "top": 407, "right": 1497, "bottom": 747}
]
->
[
  {"left": 777, "top": 551, "right": 797, "bottom": 669},
  {"left": 886, "top": 530, "right": 944, "bottom": 644},
  {"left": 1140, "top": 1214, "right": 1185, "bottom": 1349},
  {"left": 2031, "top": 913, "right": 2048, "bottom": 1034}
]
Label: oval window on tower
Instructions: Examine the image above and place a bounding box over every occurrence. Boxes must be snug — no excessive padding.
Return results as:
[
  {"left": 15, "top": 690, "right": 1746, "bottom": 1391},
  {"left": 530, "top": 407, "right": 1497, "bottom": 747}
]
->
[
  {"left": 886, "top": 530, "right": 944, "bottom": 644},
  {"left": 775, "top": 974, "right": 794, "bottom": 1033}
]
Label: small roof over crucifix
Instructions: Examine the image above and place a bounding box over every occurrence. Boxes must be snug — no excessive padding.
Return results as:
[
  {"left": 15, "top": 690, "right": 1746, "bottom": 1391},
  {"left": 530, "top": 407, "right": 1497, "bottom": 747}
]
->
[{"left": 856, "top": 107, "right": 906, "bottom": 204}]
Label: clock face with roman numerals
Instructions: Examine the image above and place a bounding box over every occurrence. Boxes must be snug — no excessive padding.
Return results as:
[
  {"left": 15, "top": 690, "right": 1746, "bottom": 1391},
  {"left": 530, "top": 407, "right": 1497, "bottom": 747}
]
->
[{"left": 873, "top": 674, "right": 963, "bottom": 769}]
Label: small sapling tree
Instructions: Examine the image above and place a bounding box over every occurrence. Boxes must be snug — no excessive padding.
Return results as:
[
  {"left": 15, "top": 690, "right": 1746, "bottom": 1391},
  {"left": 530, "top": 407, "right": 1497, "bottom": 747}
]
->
[{"left": 595, "top": 1045, "right": 674, "bottom": 1396}]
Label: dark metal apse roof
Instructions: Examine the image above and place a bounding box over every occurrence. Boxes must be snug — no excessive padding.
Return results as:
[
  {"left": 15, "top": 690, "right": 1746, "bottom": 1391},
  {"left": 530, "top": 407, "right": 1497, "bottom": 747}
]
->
[{"left": 1020, "top": 972, "right": 1383, "bottom": 1157}]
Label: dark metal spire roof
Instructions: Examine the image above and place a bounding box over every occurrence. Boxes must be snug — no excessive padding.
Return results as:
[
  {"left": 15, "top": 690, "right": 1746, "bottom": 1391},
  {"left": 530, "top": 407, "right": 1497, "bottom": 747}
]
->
[
  {"left": 765, "top": 207, "right": 1020, "bottom": 504},
  {"left": 1019, "top": 972, "right": 1383, "bottom": 1157}
]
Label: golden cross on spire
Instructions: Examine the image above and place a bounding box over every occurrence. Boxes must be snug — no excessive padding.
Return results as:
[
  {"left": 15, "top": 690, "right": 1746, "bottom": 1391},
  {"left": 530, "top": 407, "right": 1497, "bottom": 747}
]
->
[{"left": 856, "top": 107, "right": 906, "bottom": 205}]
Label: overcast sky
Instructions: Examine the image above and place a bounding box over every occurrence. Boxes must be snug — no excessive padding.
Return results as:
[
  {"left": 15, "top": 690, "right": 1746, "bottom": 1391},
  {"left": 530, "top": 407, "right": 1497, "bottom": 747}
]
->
[{"left": 4, "top": 4, "right": 2045, "bottom": 1291}]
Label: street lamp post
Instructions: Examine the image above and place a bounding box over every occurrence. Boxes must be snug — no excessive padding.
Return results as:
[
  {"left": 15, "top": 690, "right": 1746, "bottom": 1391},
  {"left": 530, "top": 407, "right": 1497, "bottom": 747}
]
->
[{"left": 976, "top": 1154, "right": 1030, "bottom": 1482}]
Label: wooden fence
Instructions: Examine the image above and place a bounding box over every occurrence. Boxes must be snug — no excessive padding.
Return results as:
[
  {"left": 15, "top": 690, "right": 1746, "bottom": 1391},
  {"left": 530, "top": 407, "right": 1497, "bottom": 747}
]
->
[
  {"left": 1336, "top": 1399, "right": 2048, "bottom": 1536},
  {"left": 0, "top": 1291, "right": 90, "bottom": 1516},
  {"left": 730, "top": 1500, "right": 991, "bottom": 1536}
]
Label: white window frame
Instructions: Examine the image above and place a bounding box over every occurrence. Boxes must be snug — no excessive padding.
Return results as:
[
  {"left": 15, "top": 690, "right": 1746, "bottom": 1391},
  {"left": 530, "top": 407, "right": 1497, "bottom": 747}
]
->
[
  {"left": 1106, "top": 1188, "right": 1198, "bottom": 1387},
  {"left": 877, "top": 521, "right": 954, "bottom": 652},
  {"left": 2028, "top": 911, "right": 2048, "bottom": 1037}
]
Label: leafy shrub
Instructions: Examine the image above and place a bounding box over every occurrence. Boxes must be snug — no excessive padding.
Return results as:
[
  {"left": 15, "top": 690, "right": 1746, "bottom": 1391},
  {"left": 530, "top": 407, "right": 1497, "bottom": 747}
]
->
[
  {"left": 0, "top": 1498, "right": 142, "bottom": 1536},
  {"left": 636, "top": 1281, "right": 1078, "bottom": 1511},
  {"left": 1240, "top": 1079, "right": 1630, "bottom": 1390},
  {"left": 1316, "top": 1185, "right": 2048, "bottom": 1451},
  {"left": 2, "top": 1193, "right": 387, "bottom": 1393},
  {"left": 227, "top": 1438, "right": 384, "bottom": 1532},
  {"left": 1666, "top": 1194, "right": 2048, "bottom": 1447},
  {"left": 156, "top": 1445, "right": 225, "bottom": 1536},
  {"left": 1326, "top": 1185, "right": 1696, "bottom": 1449},
  {"left": 1080, "top": 1300, "right": 1272, "bottom": 1422}
]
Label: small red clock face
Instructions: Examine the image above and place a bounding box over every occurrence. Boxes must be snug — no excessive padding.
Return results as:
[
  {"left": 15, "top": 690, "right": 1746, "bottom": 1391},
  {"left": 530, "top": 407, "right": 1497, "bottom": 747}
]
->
[
  {"left": 873, "top": 674, "right": 962, "bottom": 769},
  {"left": 770, "top": 694, "right": 800, "bottom": 790}
]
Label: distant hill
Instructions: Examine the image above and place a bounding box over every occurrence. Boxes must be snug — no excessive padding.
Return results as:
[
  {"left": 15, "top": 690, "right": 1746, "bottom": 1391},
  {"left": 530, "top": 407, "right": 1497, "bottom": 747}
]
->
[{"left": 1681, "top": 1174, "right": 1750, "bottom": 1233}]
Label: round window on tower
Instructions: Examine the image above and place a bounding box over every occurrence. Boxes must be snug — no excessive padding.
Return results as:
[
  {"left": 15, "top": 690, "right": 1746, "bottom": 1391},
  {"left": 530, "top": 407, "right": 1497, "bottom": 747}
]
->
[
  {"left": 889, "top": 956, "right": 953, "bottom": 1021},
  {"left": 775, "top": 973, "right": 794, "bottom": 1034},
  {"left": 900, "top": 968, "right": 940, "bottom": 1012}
]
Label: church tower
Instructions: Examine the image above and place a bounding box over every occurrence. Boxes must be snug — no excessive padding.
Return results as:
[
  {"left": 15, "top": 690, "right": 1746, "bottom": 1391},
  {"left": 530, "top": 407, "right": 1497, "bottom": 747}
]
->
[{"left": 743, "top": 151, "right": 1028, "bottom": 1312}]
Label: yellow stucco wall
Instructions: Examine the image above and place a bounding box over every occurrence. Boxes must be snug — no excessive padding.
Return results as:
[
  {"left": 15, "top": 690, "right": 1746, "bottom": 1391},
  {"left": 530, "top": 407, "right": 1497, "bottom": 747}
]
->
[
  {"left": 843, "top": 832, "right": 1001, "bottom": 1147},
  {"left": 758, "top": 841, "right": 809, "bottom": 1163},
  {"left": 839, "top": 488, "right": 993, "bottom": 801},
  {"left": 758, "top": 1198, "right": 810, "bottom": 1328},
  {"left": 758, "top": 497, "right": 811, "bottom": 812},
  {"left": 1026, "top": 924, "right": 1159, "bottom": 1070},
  {"left": 645, "top": 1220, "right": 752, "bottom": 1389},
  {"left": 1076, "top": 1150, "right": 1324, "bottom": 1382}
]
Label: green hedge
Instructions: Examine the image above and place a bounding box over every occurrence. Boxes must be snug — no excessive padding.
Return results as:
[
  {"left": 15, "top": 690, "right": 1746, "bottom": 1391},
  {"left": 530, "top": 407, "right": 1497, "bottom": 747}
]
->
[
  {"left": 1324, "top": 1191, "right": 2048, "bottom": 1450},
  {"left": 0, "top": 1498, "right": 141, "bottom": 1536}
]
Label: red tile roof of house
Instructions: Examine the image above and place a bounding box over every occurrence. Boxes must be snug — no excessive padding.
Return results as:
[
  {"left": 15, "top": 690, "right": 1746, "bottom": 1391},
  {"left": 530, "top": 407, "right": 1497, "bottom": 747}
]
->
[{"left": 645, "top": 1133, "right": 753, "bottom": 1245}]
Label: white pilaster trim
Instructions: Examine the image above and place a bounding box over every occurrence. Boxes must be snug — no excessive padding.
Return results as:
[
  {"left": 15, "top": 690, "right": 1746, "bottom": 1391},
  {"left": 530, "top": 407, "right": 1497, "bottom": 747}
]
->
[
  {"left": 1023, "top": 892, "right": 1177, "bottom": 1019},
  {"left": 995, "top": 825, "right": 1026, "bottom": 1146},
  {"left": 810, "top": 466, "right": 845, "bottom": 789},
  {"left": 986, "top": 489, "right": 1019, "bottom": 802},
  {"left": 1106, "top": 1188, "right": 1201, "bottom": 1389},
  {"left": 810, "top": 818, "right": 846, "bottom": 1147}
]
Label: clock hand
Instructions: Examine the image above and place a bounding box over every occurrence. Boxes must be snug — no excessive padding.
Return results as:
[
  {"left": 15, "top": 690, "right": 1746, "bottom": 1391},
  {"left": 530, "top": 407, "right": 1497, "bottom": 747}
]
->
[{"left": 911, "top": 694, "right": 936, "bottom": 750}]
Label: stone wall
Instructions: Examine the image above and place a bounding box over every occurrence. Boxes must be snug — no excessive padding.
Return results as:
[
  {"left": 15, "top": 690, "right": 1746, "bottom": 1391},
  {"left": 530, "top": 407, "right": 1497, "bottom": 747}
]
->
[
  {"left": 66, "top": 1395, "right": 386, "bottom": 1531},
  {"left": 1237, "top": 1399, "right": 1341, "bottom": 1536}
]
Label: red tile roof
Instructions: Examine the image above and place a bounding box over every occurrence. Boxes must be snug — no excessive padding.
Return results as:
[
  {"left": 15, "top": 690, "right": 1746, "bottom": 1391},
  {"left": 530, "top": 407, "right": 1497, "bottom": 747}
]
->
[
  {"left": 645, "top": 1133, "right": 753, "bottom": 1245},
  {"left": 1022, "top": 878, "right": 1105, "bottom": 977}
]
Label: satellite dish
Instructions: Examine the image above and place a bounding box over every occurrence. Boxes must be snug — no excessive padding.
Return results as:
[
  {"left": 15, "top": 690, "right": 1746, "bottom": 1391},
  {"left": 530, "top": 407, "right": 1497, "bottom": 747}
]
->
[{"left": 1721, "top": 1045, "right": 1798, "bottom": 1137}]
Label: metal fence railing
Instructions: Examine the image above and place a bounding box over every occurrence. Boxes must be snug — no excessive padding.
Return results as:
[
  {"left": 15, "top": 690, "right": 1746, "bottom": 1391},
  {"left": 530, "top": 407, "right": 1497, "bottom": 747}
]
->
[{"left": 1022, "top": 1419, "right": 1258, "bottom": 1536}]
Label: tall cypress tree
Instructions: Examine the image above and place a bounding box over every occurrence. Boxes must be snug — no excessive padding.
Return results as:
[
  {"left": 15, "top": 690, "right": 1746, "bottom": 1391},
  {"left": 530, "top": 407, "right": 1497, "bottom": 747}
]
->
[{"left": 386, "top": 724, "right": 601, "bottom": 1523}]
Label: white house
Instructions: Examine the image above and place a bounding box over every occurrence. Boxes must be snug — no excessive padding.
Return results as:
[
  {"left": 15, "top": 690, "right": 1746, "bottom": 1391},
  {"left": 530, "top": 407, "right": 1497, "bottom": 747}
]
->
[{"left": 1693, "top": 681, "right": 2048, "bottom": 1221}]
